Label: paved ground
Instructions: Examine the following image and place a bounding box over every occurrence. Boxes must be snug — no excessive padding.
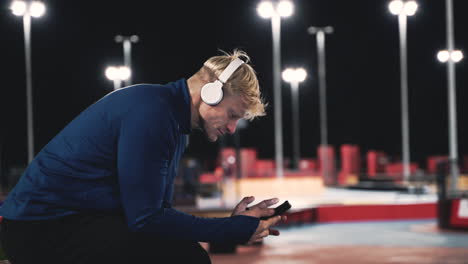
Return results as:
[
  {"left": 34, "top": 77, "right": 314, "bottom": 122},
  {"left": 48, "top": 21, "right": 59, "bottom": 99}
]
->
[{"left": 205, "top": 220, "right": 468, "bottom": 264}]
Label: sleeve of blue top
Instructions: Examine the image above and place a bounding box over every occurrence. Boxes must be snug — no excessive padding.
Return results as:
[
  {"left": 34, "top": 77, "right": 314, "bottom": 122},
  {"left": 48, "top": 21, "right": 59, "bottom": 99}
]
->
[{"left": 117, "top": 104, "right": 259, "bottom": 244}]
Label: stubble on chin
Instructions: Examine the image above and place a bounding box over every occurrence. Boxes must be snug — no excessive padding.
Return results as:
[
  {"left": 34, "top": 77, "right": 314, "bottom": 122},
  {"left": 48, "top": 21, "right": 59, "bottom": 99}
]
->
[
  {"left": 198, "top": 117, "right": 217, "bottom": 142},
  {"left": 201, "top": 129, "right": 216, "bottom": 142}
]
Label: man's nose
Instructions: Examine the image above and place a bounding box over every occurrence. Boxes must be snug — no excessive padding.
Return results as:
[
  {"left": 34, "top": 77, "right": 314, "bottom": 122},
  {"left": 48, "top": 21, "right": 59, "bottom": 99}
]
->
[{"left": 227, "top": 120, "right": 238, "bottom": 134}]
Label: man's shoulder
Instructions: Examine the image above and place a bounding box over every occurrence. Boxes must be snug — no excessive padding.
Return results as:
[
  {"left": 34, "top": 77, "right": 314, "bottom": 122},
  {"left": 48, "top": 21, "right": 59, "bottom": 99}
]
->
[
  {"left": 119, "top": 83, "right": 165, "bottom": 94},
  {"left": 115, "top": 82, "right": 181, "bottom": 113},
  {"left": 102, "top": 79, "right": 187, "bottom": 119},
  {"left": 116, "top": 82, "right": 177, "bottom": 99}
]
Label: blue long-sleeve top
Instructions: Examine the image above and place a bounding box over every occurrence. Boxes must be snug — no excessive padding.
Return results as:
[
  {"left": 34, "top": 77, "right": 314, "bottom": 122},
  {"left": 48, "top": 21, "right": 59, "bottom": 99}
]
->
[{"left": 0, "top": 79, "right": 259, "bottom": 244}]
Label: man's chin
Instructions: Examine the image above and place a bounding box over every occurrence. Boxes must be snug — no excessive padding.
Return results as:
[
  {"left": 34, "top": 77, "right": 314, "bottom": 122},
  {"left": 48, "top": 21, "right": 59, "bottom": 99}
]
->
[
  {"left": 201, "top": 129, "right": 217, "bottom": 142},
  {"left": 207, "top": 135, "right": 218, "bottom": 142},
  {"left": 198, "top": 118, "right": 217, "bottom": 142}
]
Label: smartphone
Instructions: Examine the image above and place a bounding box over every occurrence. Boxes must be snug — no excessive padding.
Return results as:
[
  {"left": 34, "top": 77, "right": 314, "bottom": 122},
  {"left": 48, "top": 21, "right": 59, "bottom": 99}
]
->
[{"left": 260, "top": 200, "right": 291, "bottom": 220}]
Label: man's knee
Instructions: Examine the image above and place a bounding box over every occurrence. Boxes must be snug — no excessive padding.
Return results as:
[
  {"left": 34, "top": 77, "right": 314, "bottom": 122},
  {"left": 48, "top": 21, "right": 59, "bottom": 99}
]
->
[
  {"left": 180, "top": 242, "right": 211, "bottom": 264},
  {"left": 129, "top": 235, "right": 211, "bottom": 264}
]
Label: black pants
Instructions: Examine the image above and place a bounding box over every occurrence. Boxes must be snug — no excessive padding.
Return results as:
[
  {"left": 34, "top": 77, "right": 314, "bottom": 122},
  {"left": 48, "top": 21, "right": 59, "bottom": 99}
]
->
[{"left": 0, "top": 213, "right": 211, "bottom": 264}]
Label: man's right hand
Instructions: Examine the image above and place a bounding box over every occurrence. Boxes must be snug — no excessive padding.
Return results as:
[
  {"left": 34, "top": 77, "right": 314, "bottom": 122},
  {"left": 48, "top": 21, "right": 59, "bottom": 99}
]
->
[
  {"left": 246, "top": 215, "right": 284, "bottom": 244},
  {"left": 233, "top": 196, "right": 286, "bottom": 244}
]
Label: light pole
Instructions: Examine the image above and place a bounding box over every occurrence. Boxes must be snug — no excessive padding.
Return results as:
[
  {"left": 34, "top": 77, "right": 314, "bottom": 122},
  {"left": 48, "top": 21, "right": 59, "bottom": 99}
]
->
[
  {"left": 105, "top": 66, "right": 131, "bottom": 90},
  {"left": 282, "top": 68, "right": 307, "bottom": 170},
  {"left": 388, "top": 0, "right": 418, "bottom": 183},
  {"left": 307, "top": 26, "right": 333, "bottom": 181},
  {"left": 442, "top": 0, "right": 460, "bottom": 195},
  {"left": 10, "top": 0, "right": 46, "bottom": 163},
  {"left": 257, "top": 0, "right": 294, "bottom": 178},
  {"left": 437, "top": 33, "right": 464, "bottom": 195},
  {"left": 114, "top": 35, "right": 139, "bottom": 86}
]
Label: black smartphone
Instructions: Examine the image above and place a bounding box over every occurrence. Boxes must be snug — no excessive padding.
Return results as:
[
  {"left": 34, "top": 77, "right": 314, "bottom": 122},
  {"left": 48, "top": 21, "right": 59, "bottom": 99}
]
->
[{"left": 260, "top": 200, "right": 291, "bottom": 220}]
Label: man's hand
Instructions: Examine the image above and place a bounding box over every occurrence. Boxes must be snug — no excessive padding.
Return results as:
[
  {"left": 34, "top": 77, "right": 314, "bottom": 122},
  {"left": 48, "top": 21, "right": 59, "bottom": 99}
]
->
[
  {"left": 232, "top": 196, "right": 287, "bottom": 244},
  {"left": 231, "top": 196, "right": 279, "bottom": 217},
  {"left": 247, "top": 215, "right": 284, "bottom": 244}
]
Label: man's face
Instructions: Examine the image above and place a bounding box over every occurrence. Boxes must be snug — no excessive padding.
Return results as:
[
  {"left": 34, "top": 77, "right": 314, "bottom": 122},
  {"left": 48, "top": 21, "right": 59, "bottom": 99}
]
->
[{"left": 198, "top": 95, "right": 246, "bottom": 142}]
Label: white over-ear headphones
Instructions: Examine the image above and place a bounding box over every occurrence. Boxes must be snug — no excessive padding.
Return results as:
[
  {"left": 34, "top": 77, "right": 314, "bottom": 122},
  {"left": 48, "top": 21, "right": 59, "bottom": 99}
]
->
[{"left": 200, "top": 58, "right": 245, "bottom": 106}]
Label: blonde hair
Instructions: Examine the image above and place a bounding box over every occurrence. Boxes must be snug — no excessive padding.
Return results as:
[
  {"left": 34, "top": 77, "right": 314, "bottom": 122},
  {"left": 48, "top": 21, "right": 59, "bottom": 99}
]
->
[{"left": 202, "top": 49, "right": 267, "bottom": 120}]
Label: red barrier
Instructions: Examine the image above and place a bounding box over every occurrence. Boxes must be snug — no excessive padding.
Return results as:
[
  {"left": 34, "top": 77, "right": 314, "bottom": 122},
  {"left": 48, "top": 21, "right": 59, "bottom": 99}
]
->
[
  {"left": 385, "top": 162, "right": 419, "bottom": 180},
  {"left": 199, "top": 172, "right": 222, "bottom": 184},
  {"left": 450, "top": 199, "right": 468, "bottom": 228},
  {"left": 339, "top": 144, "right": 360, "bottom": 185},
  {"left": 282, "top": 209, "right": 316, "bottom": 225},
  {"left": 299, "top": 158, "right": 317, "bottom": 171},
  {"left": 253, "top": 160, "right": 275, "bottom": 178},
  {"left": 367, "top": 150, "right": 388, "bottom": 178},
  {"left": 218, "top": 148, "right": 259, "bottom": 178},
  {"left": 427, "top": 156, "right": 448, "bottom": 174},
  {"left": 240, "top": 148, "right": 257, "bottom": 178},
  {"left": 316, "top": 203, "right": 436, "bottom": 222}
]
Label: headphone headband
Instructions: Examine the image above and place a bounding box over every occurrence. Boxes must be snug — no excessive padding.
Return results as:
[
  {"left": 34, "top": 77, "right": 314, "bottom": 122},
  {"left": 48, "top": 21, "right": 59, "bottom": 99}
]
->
[{"left": 218, "top": 58, "right": 245, "bottom": 83}]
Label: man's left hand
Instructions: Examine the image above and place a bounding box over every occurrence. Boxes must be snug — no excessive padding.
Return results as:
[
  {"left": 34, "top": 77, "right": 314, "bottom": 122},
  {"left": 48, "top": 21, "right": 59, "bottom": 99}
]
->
[{"left": 231, "top": 196, "right": 279, "bottom": 216}]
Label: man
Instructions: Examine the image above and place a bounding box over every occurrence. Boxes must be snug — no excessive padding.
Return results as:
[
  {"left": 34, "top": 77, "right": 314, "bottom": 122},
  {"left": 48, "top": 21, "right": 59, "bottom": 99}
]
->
[{"left": 0, "top": 49, "right": 285, "bottom": 264}]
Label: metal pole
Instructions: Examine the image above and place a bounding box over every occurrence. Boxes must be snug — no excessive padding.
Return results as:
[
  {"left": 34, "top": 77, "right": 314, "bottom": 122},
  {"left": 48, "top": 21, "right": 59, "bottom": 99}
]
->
[
  {"left": 291, "top": 81, "right": 300, "bottom": 170},
  {"left": 445, "top": 0, "right": 459, "bottom": 194},
  {"left": 398, "top": 14, "right": 411, "bottom": 182},
  {"left": 316, "top": 30, "right": 329, "bottom": 182},
  {"left": 316, "top": 31, "right": 328, "bottom": 150},
  {"left": 23, "top": 13, "right": 34, "bottom": 163},
  {"left": 308, "top": 26, "right": 333, "bottom": 183},
  {"left": 123, "top": 39, "right": 132, "bottom": 86},
  {"left": 113, "top": 79, "right": 121, "bottom": 90},
  {"left": 115, "top": 35, "right": 138, "bottom": 86},
  {"left": 272, "top": 14, "right": 284, "bottom": 178}
]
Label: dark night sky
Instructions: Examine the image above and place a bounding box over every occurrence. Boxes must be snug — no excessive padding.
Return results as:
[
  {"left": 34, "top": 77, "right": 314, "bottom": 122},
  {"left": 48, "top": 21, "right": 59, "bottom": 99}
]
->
[{"left": 1, "top": 0, "right": 467, "bottom": 170}]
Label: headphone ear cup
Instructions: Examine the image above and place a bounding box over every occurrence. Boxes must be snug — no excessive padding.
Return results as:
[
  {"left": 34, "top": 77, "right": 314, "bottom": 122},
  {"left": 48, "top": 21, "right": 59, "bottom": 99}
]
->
[{"left": 201, "top": 81, "right": 224, "bottom": 106}]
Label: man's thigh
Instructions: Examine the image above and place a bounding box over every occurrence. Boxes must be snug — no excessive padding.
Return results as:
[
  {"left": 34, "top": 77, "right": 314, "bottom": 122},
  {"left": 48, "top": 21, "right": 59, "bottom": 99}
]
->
[
  {"left": 2, "top": 213, "right": 211, "bottom": 264},
  {"left": 60, "top": 213, "right": 211, "bottom": 264},
  {"left": 133, "top": 234, "right": 211, "bottom": 264}
]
